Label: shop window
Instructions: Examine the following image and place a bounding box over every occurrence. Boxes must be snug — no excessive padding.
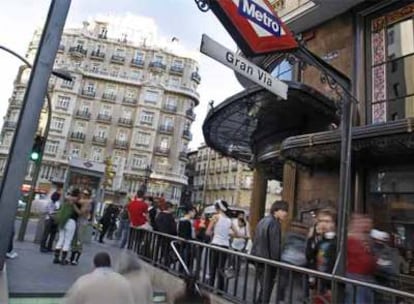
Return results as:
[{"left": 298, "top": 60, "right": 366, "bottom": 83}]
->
[{"left": 369, "top": 7, "right": 414, "bottom": 123}]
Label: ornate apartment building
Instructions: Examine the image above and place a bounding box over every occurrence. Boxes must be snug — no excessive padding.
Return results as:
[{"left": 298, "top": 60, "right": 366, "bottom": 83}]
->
[
  {"left": 185, "top": 145, "right": 282, "bottom": 210},
  {"left": 0, "top": 20, "right": 201, "bottom": 204}
]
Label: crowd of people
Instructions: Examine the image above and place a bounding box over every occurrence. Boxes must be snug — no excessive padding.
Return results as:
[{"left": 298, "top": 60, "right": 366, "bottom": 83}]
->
[{"left": 26, "top": 186, "right": 411, "bottom": 303}]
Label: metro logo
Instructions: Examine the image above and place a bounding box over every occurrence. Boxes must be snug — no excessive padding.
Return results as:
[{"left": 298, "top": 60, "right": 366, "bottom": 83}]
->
[
  {"left": 209, "top": 0, "right": 298, "bottom": 56},
  {"left": 239, "top": 0, "right": 282, "bottom": 37}
]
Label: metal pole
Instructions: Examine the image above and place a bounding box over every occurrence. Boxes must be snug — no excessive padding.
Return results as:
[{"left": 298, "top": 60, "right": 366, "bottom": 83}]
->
[
  {"left": 17, "top": 93, "right": 52, "bottom": 241},
  {"left": 201, "top": 146, "right": 211, "bottom": 209},
  {"left": 0, "top": 0, "right": 71, "bottom": 270}
]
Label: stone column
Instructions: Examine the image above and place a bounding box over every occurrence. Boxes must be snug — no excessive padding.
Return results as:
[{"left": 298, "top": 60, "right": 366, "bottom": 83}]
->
[{"left": 249, "top": 165, "right": 267, "bottom": 236}]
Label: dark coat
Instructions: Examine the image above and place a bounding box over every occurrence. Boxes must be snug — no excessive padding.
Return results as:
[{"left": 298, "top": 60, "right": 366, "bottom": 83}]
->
[
  {"left": 155, "top": 212, "right": 177, "bottom": 236},
  {"left": 251, "top": 215, "right": 282, "bottom": 260}
]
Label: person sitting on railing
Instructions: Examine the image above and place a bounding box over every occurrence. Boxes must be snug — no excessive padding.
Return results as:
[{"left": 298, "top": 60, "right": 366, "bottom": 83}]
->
[{"left": 251, "top": 200, "right": 289, "bottom": 304}]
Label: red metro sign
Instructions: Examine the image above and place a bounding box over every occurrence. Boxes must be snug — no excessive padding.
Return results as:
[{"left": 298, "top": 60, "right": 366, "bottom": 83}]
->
[{"left": 210, "top": 0, "right": 298, "bottom": 56}]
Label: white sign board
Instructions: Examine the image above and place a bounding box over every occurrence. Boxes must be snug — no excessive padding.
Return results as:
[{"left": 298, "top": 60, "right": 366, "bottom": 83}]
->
[{"left": 200, "top": 34, "right": 288, "bottom": 100}]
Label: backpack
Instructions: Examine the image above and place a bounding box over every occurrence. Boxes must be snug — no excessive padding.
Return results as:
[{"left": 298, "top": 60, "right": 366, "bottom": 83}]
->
[{"left": 281, "top": 232, "right": 308, "bottom": 266}]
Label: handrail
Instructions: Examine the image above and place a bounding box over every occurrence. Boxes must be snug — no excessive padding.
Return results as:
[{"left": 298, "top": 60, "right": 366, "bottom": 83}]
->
[
  {"left": 132, "top": 228, "right": 414, "bottom": 300},
  {"left": 170, "top": 240, "right": 202, "bottom": 296}
]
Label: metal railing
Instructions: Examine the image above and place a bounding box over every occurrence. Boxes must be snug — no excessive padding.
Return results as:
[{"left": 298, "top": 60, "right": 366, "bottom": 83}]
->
[{"left": 128, "top": 228, "right": 414, "bottom": 304}]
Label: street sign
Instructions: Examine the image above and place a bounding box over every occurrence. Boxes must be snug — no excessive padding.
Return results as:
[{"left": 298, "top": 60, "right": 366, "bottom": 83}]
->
[
  {"left": 209, "top": 0, "right": 298, "bottom": 56},
  {"left": 201, "top": 34, "right": 288, "bottom": 100}
]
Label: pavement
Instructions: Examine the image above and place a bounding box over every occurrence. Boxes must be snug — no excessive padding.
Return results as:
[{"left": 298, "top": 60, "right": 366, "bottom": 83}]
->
[{"left": 7, "top": 219, "right": 125, "bottom": 297}]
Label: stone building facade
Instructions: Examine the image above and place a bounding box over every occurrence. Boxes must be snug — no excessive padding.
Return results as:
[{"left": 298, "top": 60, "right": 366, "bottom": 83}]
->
[{"left": 0, "top": 20, "right": 201, "bottom": 204}]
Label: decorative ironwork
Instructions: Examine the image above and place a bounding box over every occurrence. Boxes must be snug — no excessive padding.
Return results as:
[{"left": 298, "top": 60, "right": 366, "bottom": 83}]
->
[{"left": 194, "top": 0, "right": 211, "bottom": 12}]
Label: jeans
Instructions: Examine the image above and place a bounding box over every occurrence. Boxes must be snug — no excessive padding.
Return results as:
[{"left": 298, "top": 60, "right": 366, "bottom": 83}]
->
[
  {"left": 209, "top": 245, "right": 228, "bottom": 291},
  {"left": 55, "top": 219, "right": 76, "bottom": 251},
  {"left": 40, "top": 217, "right": 57, "bottom": 250},
  {"left": 345, "top": 273, "right": 374, "bottom": 304},
  {"left": 119, "top": 219, "right": 130, "bottom": 249}
]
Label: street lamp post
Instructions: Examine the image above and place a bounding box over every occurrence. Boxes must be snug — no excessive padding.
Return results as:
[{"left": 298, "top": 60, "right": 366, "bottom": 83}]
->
[
  {"left": 140, "top": 165, "right": 152, "bottom": 195},
  {"left": 0, "top": 45, "right": 72, "bottom": 242}
]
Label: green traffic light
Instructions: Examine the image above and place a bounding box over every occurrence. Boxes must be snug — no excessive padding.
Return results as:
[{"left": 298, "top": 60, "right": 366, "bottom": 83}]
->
[{"left": 30, "top": 152, "right": 40, "bottom": 161}]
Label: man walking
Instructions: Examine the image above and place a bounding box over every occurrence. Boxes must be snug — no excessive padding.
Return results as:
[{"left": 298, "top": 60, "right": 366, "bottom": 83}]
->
[
  {"left": 251, "top": 200, "right": 289, "bottom": 304},
  {"left": 64, "top": 251, "right": 134, "bottom": 304}
]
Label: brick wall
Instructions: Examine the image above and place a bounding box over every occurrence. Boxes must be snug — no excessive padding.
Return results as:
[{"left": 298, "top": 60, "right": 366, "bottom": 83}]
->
[
  {"left": 294, "top": 169, "right": 339, "bottom": 226},
  {"left": 301, "top": 12, "right": 354, "bottom": 99}
]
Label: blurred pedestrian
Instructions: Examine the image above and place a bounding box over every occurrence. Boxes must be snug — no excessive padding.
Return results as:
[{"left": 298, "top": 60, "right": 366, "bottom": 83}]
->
[
  {"left": 206, "top": 199, "right": 235, "bottom": 291},
  {"left": 178, "top": 206, "right": 196, "bottom": 272},
  {"left": 54, "top": 189, "right": 82, "bottom": 265},
  {"left": 127, "top": 190, "right": 149, "bottom": 229},
  {"left": 251, "top": 200, "right": 288, "bottom": 304},
  {"left": 119, "top": 205, "right": 130, "bottom": 249},
  {"left": 117, "top": 251, "right": 153, "bottom": 304},
  {"left": 64, "top": 251, "right": 134, "bottom": 304},
  {"left": 70, "top": 189, "right": 93, "bottom": 265},
  {"left": 98, "top": 202, "right": 118, "bottom": 243},
  {"left": 345, "top": 214, "right": 376, "bottom": 304},
  {"left": 155, "top": 201, "right": 177, "bottom": 267},
  {"left": 229, "top": 212, "right": 250, "bottom": 276},
  {"left": 40, "top": 189, "right": 60, "bottom": 252},
  {"left": 194, "top": 213, "right": 210, "bottom": 243}
]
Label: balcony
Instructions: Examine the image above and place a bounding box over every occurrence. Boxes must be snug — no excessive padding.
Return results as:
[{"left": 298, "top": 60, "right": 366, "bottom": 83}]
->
[
  {"left": 179, "top": 151, "right": 188, "bottom": 161},
  {"left": 159, "top": 125, "right": 174, "bottom": 134},
  {"left": 90, "top": 50, "right": 105, "bottom": 61},
  {"left": 102, "top": 93, "right": 117, "bottom": 102},
  {"left": 182, "top": 130, "right": 192, "bottom": 140},
  {"left": 185, "top": 109, "right": 196, "bottom": 120},
  {"left": 149, "top": 61, "right": 167, "bottom": 71},
  {"left": 3, "top": 121, "right": 17, "bottom": 130},
  {"left": 130, "top": 58, "right": 145, "bottom": 68},
  {"left": 96, "top": 114, "right": 112, "bottom": 123},
  {"left": 220, "top": 183, "right": 228, "bottom": 190},
  {"left": 191, "top": 72, "right": 201, "bottom": 84},
  {"left": 75, "top": 110, "right": 91, "bottom": 120},
  {"left": 111, "top": 54, "right": 126, "bottom": 64},
  {"left": 114, "top": 139, "right": 129, "bottom": 149},
  {"left": 80, "top": 90, "right": 96, "bottom": 99},
  {"left": 209, "top": 169, "right": 214, "bottom": 175},
  {"left": 154, "top": 147, "right": 170, "bottom": 157},
  {"left": 118, "top": 117, "right": 133, "bottom": 127},
  {"left": 169, "top": 65, "right": 184, "bottom": 75},
  {"left": 70, "top": 132, "right": 85, "bottom": 142},
  {"left": 57, "top": 44, "right": 65, "bottom": 53},
  {"left": 69, "top": 46, "right": 87, "bottom": 57},
  {"left": 92, "top": 136, "right": 107, "bottom": 146},
  {"left": 162, "top": 104, "right": 177, "bottom": 113},
  {"left": 122, "top": 97, "right": 138, "bottom": 106},
  {"left": 10, "top": 99, "right": 22, "bottom": 108},
  {"left": 229, "top": 184, "right": 236, "bottom": 190}
]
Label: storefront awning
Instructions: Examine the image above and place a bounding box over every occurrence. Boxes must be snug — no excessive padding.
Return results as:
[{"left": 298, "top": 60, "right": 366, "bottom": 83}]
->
[{"left": 281, "top": 118, "right": 414, "bottom": 166}]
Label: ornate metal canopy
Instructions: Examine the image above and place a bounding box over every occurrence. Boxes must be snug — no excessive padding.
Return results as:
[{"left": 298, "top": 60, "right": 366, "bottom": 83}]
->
[{"left": 202, "top": 81, "right": 340, "bottom": 165}]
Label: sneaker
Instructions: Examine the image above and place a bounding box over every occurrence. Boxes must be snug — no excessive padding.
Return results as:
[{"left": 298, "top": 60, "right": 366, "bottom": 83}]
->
[
  {"left": 6, "top": 251, "right": 18, "bottom": 259},
  {"left": 70, "top": 260, "right": 78, "bottom": 266}
]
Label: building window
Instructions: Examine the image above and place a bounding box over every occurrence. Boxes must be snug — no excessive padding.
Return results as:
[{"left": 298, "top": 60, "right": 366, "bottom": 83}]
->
[
  {"left": 125, "top": 89, "right": 137, "bottom": 99},
  {"left": 104, "top": 84, "right": 117, "bottom": 95},
  {"left": 45, "top": 140, "right": 59, "bottom": 154},
  {"left": 79, "top": 103, "right": 90, "bottom": 113},
  {"left": 154, "top": 54, "right": 163, "bottom": 63},
  {"left": 144, "top": 90, "right": 159, "bottom": 103},
  {"left": 91, "top": 147, "right": 103, "bottom": 162},
  {"left": 136, "top": 132, "right": 151, "bottom": 146},
  {"left": 166, "top": 96, "right": 177, "bottom": 108},
  {"left": 101, "top": 105, "right": 112, "bottom": 116},
  {"left": 271, "top": 60, "right": 293, "bottom": 80},
  {"left": 132, "top": 154, "right": 146, "bottom": 168},
  {"left": 122, "top": 108, "right": 132, "bottom": 119},
  {"left": 130, "top": 70, "right": 141, "bottom": 81},
  {"left": 172, "top": 59, "right": 183, "bottom": 68},
  {"left": 51, "top": 117, "right": 65, "bottom": 131},
  {"left": 110, "top": 67, "right": 120, "bottom": 77},
  {"left": 96, "top": 126, "right": 107, "bottom": 138},
  {"left": 70, "top": 144, "right": 80, "bottom": 157},
  {"left": 61, "top": 77, "right": 74, "bottom": 89},
  {"left": 117, "top": 130, "right": 128, "bottom": 141},
  {"left": 140, "top": 111, "right": 154, "bottom": 125},
  {"left": 169, "top": 76, "right": 180, "bottom": 88},
  {"left": 369, "top": 9, "right": 414, "bottom": 123},
  {"left": 134, "top": 51, "right": 144, "bottom": 61},
  {"left": 56, "top": 95, "right": 70, "bottom": 110},
  {"left": 75, "top": 122, "right": 85, "bottom": 133},
  {"left": 86, "top": 82, "right": 96, "bottom": 93},
  {"left": 91, "top": 63, "right": 100, "bottom": 73},
  {"left": 160, "top": 137, "right": 169, "bottom": 149}
]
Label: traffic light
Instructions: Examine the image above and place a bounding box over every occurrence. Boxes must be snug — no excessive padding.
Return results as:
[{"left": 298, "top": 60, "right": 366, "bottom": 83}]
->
[
  {"left": 30, "top": 135, "right": 44, "bottom": 162},
  {"left": 103, "top": 157, "right": 115, "bottom": 189}
]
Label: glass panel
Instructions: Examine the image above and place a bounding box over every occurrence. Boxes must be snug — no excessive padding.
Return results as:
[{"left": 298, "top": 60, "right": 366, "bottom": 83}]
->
[
  {"left": 387, "top": 54, "right": 414, "bottom": 100},
  {"left": 387, "top": 18, "right": 414, "bottom": 60}
]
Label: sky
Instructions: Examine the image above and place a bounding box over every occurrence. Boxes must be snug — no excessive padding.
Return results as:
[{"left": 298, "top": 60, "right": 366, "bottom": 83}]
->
[{"left": 0, "top": 0, "right": 243, "bottom": 150}]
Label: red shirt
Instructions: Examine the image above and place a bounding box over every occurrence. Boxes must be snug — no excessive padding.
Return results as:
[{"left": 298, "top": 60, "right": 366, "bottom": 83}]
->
[
  {"left": 346, "top": 236, "right": 376, "bottom": 275},
  {"left": 127, "top": 197, "right": 148, "bottom": 227}
]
